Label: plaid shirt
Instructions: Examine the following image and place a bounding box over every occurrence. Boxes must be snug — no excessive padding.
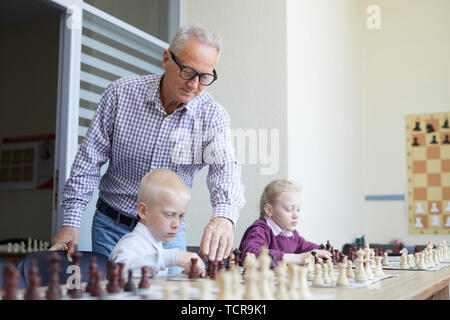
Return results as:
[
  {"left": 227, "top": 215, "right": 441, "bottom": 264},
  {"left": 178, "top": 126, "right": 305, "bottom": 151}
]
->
[{"left": 61, "top": 74, "right": 245, "bottom": 228}]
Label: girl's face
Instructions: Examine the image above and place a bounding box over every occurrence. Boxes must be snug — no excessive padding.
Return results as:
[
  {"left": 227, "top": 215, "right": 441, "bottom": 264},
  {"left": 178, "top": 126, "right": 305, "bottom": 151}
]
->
[{"left": 265, "top": 190, "right": 302, "bottom": 231}]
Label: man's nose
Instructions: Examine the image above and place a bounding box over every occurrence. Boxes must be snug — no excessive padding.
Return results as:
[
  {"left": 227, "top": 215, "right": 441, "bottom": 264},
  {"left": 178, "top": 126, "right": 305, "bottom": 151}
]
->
[{"left": 186, "top": 76, "right": 199, "bottom": 89}]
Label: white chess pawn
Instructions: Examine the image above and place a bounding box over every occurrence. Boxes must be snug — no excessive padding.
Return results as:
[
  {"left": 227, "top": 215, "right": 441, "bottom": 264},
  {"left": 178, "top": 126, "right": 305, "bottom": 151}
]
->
[
  {"left": 431, "top": 215, "right": 440, "bottom": 226},
  {"left": 312, "top": 264, "right": 324, "bottom": 286},
  {"left": 287, "top": 264, "right": 299, "bottom": 299},
  {"left": 33, "top": 239, "right": 38, "bottom": 252},
  {"left": 275, "top": 267, "right": 289, "bottom": 300},
  {"left": 259, "top": 270, "right": 275, "bottom": 300},
  {"left": 243, "top": 263, "right": 260, "bottom": 300},
  {"left": 7, "top": 242, "right": 12, "bottom": 253},
  {"left": 423, "top": 250, "right": 430, "bottom": 268},
  {"left": 414, "top": 217, "right": 424, "bottom": 228},
  {"left": 355, "top": 258, "right": 367, "bottom": 282},
  {"left": 430, "top": 202, "right": 439, "bottom": 213},
  {"left": 417, "top": 252, "right": 426, "bottom": 270},
  {"left": 433, "top": 250, "right": 440, "bottom": 265},
  {"left": 445, "top": 216, "right": 450, "bottom": 227},
  {"left": 400, "top": 255, "right": 409, "bottom": 269},
  {"left": 370, "top": 249, "right": 376, "bottom": 269},
  {"left": 445, "top": 201, "right": 450, "bottom": 212},
  {"left": 297, "top": 266, "right": 311, "bottom": 299},
  {"left": 428, "top": 250, "right": 435, "bottom": 268},
  {"left": 407, "top": 254, "right": 416, "bottom": 268},
  {"left": 336, "top": 263, "right": 350, "bottom": 287},
  {"left": 27, "top": 238, "right": 32, "bottom": 253},
  {"left": 364, "top": 257, "right": 374, "bottom": 280},
  {"left": 322, "top": 263, "right": 331, "bottom": 284},
  {"left": 415, "top": 202, "right": 424, "bottom": 213},
  {"left": 232, "top": 267, "right": 242, "bottom": 298},
  {"left": 346, "top": 260, "right": 355, "bottom": 279},
  {"left": 218, "top": 271, "right": 235, "bottom": 300},
  {"left": 326, "top": 260, "right": 336, "bottom": 282},
  {"left": 374, "top": 256, "right": 384, "bottom": 278},
  {"left": 382, "top": 252, "right": 390, "bottom": 266}
]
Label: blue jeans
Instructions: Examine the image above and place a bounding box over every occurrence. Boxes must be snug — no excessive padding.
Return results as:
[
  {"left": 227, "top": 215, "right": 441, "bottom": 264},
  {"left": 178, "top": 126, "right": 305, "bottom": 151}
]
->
[{"left": 91, "top": 209, "right": 186, "bottom": 274}]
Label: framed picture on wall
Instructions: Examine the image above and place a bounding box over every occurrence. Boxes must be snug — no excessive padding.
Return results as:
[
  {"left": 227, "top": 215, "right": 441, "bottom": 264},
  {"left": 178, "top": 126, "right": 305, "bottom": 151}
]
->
[{"left": 0, "top": 135, "right": 54, "bottom": 190}]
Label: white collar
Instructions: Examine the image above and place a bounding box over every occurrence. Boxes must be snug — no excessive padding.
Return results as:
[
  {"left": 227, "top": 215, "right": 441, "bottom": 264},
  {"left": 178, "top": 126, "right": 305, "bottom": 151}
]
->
[
  {"left": 265, "top": 217, "right": 294, "bottom": 238},
  {"left": 133, "top": 221, "right": 163, "bottom": 250}
]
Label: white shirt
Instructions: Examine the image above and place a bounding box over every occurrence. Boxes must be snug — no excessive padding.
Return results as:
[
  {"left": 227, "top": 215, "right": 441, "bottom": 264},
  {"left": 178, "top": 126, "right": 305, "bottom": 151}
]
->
[
  {"left": 109, "top": 222, "right": 179, "bottom": 278},
  {"left": 265, "top": 216, "right": 294, "bottom": 238}
]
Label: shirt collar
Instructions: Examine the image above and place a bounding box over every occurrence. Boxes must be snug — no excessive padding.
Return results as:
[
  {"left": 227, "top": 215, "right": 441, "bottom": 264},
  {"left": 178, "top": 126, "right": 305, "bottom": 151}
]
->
[
  {"left": 148, "top": 74, "right": 195, "bottom": 116},
  {"left": 265, "top": 217, "right": 294, "bottom": 238},
  {"left": 133, "top": 221, "right": 163, "bottom": 250}
]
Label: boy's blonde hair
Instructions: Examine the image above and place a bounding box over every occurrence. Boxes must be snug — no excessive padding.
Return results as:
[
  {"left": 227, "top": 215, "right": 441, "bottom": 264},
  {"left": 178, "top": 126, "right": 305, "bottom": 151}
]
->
[{"left": 259, "top": 179, "right": 301, "bottom": 219}]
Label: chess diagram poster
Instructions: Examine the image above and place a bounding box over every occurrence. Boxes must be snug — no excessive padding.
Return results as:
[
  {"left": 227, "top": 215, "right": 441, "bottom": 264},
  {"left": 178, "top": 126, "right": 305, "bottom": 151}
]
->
[{"left": 406, "top": 111, "right": 450, "bottom": 234}]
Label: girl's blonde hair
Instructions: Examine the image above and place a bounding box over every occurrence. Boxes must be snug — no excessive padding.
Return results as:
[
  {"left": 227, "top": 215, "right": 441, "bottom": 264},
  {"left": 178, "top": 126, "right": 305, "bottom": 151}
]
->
[{"left": 259, "top": 179, "right": 301, "bottom": 219}]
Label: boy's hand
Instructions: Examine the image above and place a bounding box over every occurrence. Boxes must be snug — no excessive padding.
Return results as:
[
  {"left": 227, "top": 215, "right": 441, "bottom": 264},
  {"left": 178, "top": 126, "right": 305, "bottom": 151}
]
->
[
  {"left": 312, "top": 249, "right": 333, "bottom": 264},
  {"left": 177, "top": 251, "right": 206, "bottom": 277}
]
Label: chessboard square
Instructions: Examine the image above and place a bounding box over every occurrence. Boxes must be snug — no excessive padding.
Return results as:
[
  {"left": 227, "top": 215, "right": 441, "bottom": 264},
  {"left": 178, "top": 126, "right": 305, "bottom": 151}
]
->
[
  {"left": 413, "top": 174, "right": 427, "bottom": 187},
  {"left": 428, "top": 201, "right": 442, "bottom": 214},
  {"left": 443, "top": 173, "right": 450, "bottom": 187},
  {"left": 429, "top": 215, "right": 442, "bottom": 228},
  {"left": 412, "top": 147, "right": 426, "bottom": 160},
  {"left": 428, "top": 187, "right": 441, "bottom": 201},
  {"left": 414, "top": 187, "right": 427, "bottom": 200},
  {"left": 426, "top": 134, "right": 439, "bottom": 146},
  {"left": 427, "top": 173, "right": 441, "bottom": 186},
  {"left": 443, "top": 187, "right": 450, "bottom": 200},
  {"left": 413, "top": 161, "right": 426, "bottom": 173},
  {"left": 444, "top": 215, "right": 450, "bottom": 228},
  {"left": 427, "top": 160, "right": 441, "bottom": 173},
  {"left": 427, "top": 147, "right": 440, "bottom": 159},
  {"left": 442, "top": 159, "right": 450, "bottom": 172},
  {"left": 444, "top": 201, "right": 450, "bottom": 213},
  {"left": 426, "top": 119, "right": 440, "bottom": 133},
  {"left": 441, "top": 133, "right": 450, "bottom": 145},
  {"left": 414, "top": 201, "right": 427, "bottom": 214},
  {"left": 442, "top": 146, "right": 450, "bottom": 160},
  {"left": 413, "top": 215, "right": 428, "bottom": 229},
  {"left": 412, "top": 134, "right": 425, "bottom": 147}
]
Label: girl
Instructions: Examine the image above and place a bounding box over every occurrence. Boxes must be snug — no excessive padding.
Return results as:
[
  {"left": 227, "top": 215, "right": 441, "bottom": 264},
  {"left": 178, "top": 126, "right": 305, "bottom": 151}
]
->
[{"left": 238, "top": 179, "right": 331, "bottom": 265}]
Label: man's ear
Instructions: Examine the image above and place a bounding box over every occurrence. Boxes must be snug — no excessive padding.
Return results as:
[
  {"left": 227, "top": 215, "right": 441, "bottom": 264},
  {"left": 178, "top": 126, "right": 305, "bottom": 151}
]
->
[
  {"left": 162, "top": 49, "right": 170, "bottom": 71},
  {"left": 263, "top": 203, "right": 273, "bottom": 217},
  {"left": 137, "top": 202, "right": 149, "bottom": 221}
]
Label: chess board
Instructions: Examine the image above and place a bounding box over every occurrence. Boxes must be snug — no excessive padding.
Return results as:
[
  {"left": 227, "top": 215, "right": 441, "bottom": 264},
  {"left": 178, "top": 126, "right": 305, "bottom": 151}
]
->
[
  {"left": 380, "top": 256, "right": 450, "bottom": 271},
  {"left": 406, "top": 111, "right": 450, "bottom": 234}
]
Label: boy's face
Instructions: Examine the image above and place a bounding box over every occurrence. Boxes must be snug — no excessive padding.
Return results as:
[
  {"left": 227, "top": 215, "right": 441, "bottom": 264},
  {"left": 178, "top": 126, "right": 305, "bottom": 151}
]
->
[
  {"left": 266, "top": 190, "right": 301, "bottom": 232},
  {"left": 138, "top": 190, "right": 190, "bottom": 243}
]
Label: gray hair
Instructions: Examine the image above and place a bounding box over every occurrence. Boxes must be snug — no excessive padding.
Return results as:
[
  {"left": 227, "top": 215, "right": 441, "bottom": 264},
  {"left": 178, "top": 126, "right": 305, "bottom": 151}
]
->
[{"left": 169, "top": 24, "right": 222, "bottom": 59}]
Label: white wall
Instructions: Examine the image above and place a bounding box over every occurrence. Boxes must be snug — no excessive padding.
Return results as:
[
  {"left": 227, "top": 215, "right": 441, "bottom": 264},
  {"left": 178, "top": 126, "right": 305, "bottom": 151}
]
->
[
  {"left": 287, "top": 0, "right": 364, "bottom": 249},
  {"left": 181, "top": 0, "right": 288, "bottom": 247},
  {"left": 359, "top": 0, "right": 450, "bottom": 245}
]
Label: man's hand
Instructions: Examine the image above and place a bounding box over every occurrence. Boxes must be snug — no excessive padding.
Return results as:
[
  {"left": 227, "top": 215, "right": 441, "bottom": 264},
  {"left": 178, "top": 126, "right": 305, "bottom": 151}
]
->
[
  {"left": 49, "top": 226, "right": 79, "bottom": 262},
  {"left": 199, "top": 217, "right": 234, "bottom": 261}
]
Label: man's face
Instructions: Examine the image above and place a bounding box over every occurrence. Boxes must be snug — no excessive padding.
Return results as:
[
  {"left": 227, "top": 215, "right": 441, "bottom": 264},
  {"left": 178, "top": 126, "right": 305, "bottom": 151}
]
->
[
  {"left": 162, "top": 39, "right": 218, "bottom": 105},
  {"left": 138, "top": 191, "right": 190, "bottom": 243}
]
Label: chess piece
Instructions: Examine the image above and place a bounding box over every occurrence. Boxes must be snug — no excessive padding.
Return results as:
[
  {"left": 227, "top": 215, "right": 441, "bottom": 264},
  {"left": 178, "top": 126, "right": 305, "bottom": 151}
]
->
[
  {"left": 321, "top": 262, "right": 331, "bottom": 284},
  {"left": 355, "top": 258, "right": 367, "bottom": 283},
  {"left": 232, "top": 266, "right": 242, "bottom": 298},
  {"left": 218, "top": 260, "right": 225, "bottom": 272},
  {"left": 413, "top": 121, "right": 421, "bottom": 131},
  {"left": 46, "top": 253, "right": 62, "bottom": 300},
  {"left": 68, "top": 250, "right": 83, "bottom": 298},
  {"left": 407, "top": 254, "right": 416, "bottom": 268},
  {"left": 443, "top": 135, "right": 450, "bottom": 144},
  {"left": 85, "top": 256, "right": 98, "bottom": 294},
  {"left": 232, "top": 249, "right": 242, "bottom": 267},
  {"left": 24, "top": 260, "right": 41, "bottom": 300},
  {"left": 274, "top": 266, "right": 289, "bottom": 300},
  {"left": 445, "top": 202, "right": 450, "bottom": 213},
  {"left": 445, "top": 216, "right": 450, "bottom": 227},
  {"left": 312, "top": 264, "right": 324, "bottom": 286},
  {"left": 20, "top": 242, "right": 26, "bottom": 253},
  {"left": 91, "top": 271, "right": 105, "bottom": 297},
  {"left": 417, "top": 252, "right": 426, "bottom": 269},
  {"left": 124, "top": 269, "right": 136, "bottom": 292},
  {"left": 374, "top": 256, "right": 384, "bottom": 278},
  {"left": 382, "top": 252, "right": 390, "bottom": 265},
  {"left": 27, "top": 238, "right": 32, "bottom": 253},
  {"left": 227, "top": 252, "right": 235, "bottom": 270},
  {"left": 412, "top": 137, "right": 419, "bottom": 146},
  {"left": 208, "top": 260, "right": 218, "bottom": 280},
  {"left": 414, "top": 217, "right": 424, "bottom": 228},
  {"left": 287, "top": 264, "right": 299, "bottom": 299},
  {"left": 139, "top": 267, "right": 150, "bottom": 289},
  {"left": 427, "top": 124, "right": 435, "bottom": 133},
  {"left": 117, "top": 262, "right": 126, "bottom": 288},
  {"left": 243, "top": 253, "right": 256, "bottom": 281},
  {"left": 415, "top": 202, "right": 424, "bottom": 213},
  {"left": 243, "top": 261, "right": 260, "bottom": 300},
  {"left": 217, "top": 271, "right": 234, "bottom": 300},
  {"left": 326, "top": 260, "right": 336, "bottom": 282},
  {"left": 431, "top": 135, "right": 438, "bottom": 144},
  {"left": 336, "top": 263, "right": 350, "bottom": 287},
  {"left": 364, "top": 249, "right": 374, "bottom": 280},
  {"left": 297, "top": 266, "right": 311, "bottom": 299},
  {"left": 106, "top": 264, "right": 121, "bottom": 294},
  {"left": 2, "top": 264, "right": 19, "bottom": 300},
  {"left": 189, "top": 257, "right": 201, "bottom": 279},
  {"left": 443, "top": 119, "right": 449, "bottom": 129},
  {"left": 430, "top": 202, "right": 439, "bottom": 213},
  {"left": 258, "top": 249, "right": 275, "bottom": 300},
  {"left": 346, "top": 260, "right": 355, "bottom": 279}
]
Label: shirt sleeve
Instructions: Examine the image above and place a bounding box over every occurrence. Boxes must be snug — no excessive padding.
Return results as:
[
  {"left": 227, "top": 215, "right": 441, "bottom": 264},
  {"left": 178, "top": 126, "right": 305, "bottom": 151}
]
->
[
  {"left": 203, "top": 108, "right": 246, "bottom": 225},
  {"left": 60, "top": 83, "right": 117, "bottom": 228},
  {"left": 295, "top": 236, "right": 320, "bottom": 254},
  {"left": 239, "top": 222, "right": 284, "bottom": 263},
  {"left": 109, "top": 237, "right": 179, "bottom": 278}
]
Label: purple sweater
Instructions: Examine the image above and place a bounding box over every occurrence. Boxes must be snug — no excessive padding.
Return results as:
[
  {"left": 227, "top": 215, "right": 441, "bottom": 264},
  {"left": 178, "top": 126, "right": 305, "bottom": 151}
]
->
[{"left": 238, "top": 218, "right": 319, "bottom": 263}]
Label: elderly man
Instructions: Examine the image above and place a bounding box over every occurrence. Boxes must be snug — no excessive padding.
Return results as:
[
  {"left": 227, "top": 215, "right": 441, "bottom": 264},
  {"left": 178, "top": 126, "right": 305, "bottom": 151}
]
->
[{"left": 50, "top": 25, "right": 245, "bottom": 271}]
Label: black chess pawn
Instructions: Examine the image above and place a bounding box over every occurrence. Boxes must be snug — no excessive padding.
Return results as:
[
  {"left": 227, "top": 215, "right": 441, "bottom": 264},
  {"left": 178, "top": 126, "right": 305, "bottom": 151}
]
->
[
  {"left": 85, "top": 256, "right": 98, "bottom": 294},
  {"left": 2, "top": 264, "right": 19, "bottom": 300},
  {"left": 91, "top": 271, "right": 105, "bottom": 297},
  {"left": 431, "top": 135, "right": 438, "bottom": 145},
  {"left": 46, "top": 253, "right": 62, "bottom": 300},
  {"left": 139, "top": 267, "right": 150, "bottom": 289},
  {"left": 413, "top": 121, "right": 421, "bottom": 131},
  {"left": 443, "top": 134, "right": 450, "bottom": 144},
  {"left": 427, "top": 124, "right": 435, "bottom": 133},
  {"left": 124, "top": 269, "right": 136, "bottom": 292},
  {"left": 412, "top": 137, "right": 420, "bottom": 146},
  {"left": 443, "top": 119, "right": 449, "bottom": 129}
]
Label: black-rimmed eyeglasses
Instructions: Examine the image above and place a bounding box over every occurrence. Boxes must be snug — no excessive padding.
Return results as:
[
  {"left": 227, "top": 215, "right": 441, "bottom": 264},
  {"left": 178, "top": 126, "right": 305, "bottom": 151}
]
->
[{"left": 170, "top": 50, "right": 217, "bottom": 86}]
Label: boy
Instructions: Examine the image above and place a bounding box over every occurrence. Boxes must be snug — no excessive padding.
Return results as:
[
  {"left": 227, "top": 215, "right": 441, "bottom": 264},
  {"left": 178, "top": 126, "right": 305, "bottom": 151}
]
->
[{"left": 109, "top": 169, "right": 206, "bottom": 277}]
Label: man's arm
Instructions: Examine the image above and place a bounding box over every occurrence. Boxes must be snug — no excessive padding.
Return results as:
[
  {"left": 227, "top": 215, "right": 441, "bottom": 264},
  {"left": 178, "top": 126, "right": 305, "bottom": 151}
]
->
[
  {"left": 199, "top": 109, "right": 246, "bottom": 261},
  {"left": 50, "top": 83, "right": 117, "bottom": 259}
]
